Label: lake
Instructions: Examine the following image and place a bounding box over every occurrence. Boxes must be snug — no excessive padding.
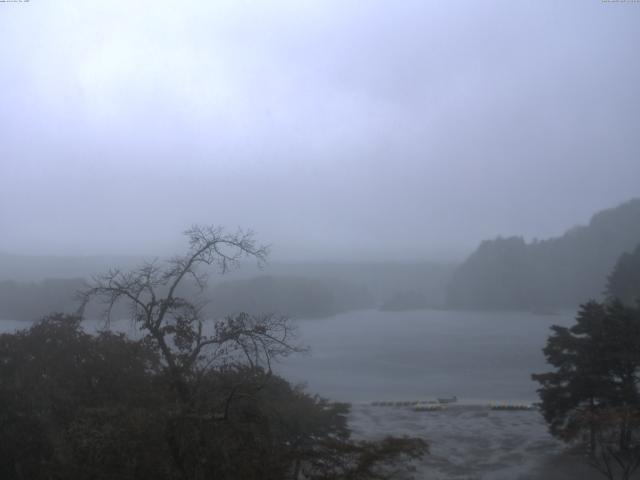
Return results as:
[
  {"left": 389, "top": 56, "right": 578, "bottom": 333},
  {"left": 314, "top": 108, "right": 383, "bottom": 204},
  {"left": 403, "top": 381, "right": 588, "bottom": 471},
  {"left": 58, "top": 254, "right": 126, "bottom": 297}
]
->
[
  {"left": 276, "top": 308, "right": 575, "bottom": 403},
  {"left": 0, "top": 308, "right": 575, "bottom": 404}
]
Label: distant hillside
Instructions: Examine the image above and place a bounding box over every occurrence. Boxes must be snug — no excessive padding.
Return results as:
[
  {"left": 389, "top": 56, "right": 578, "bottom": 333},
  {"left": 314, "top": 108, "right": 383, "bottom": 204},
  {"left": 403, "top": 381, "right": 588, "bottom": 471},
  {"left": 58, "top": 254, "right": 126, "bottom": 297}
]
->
[
  {"left": 446, "top": 199, "right": 640, "bottom": 310},
  {"left": 207, "top": 275, "right": 373, "bottom": 319},
  {"left": 0, "top": 278, "right": 86, "bottom": 321},
  {"left": 0, "top": 254, "right": 455, "bottom": 320},
  {"left": 606, "top": 243, "right": 640, "bottom": 306},
  {"left": 0, "top": 253, "right": 142, "bottom": 282},
  {"left": 253, "top": 261, "right": 456, "bottom": 310},
  {"left": 379, "top": 290, "right": 434, "bottom": 312},
  {"left": 0, "top": 274, "right": 372, "bottom": 322}
]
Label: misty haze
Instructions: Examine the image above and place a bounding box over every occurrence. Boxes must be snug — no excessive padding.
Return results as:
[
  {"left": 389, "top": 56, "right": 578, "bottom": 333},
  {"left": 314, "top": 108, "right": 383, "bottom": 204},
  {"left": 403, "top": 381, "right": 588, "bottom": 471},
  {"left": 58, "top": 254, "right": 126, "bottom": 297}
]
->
[{"left": 1, "top": 2, "right": 640, "bottom": 480}]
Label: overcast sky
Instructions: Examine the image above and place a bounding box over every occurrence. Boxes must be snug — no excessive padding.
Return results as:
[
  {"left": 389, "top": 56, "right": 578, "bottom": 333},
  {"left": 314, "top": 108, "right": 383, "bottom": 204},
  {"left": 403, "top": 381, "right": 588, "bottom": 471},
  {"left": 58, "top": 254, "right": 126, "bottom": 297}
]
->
[{"left": 1, "top": 1, "right": 639, "bottom": 261}]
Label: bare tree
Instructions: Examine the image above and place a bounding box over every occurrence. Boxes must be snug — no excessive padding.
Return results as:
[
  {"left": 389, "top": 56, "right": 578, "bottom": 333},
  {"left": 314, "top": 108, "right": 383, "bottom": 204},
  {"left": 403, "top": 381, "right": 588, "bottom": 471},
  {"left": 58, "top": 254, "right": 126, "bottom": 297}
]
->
[
  {"left": 78, "top": 225, "right": 302, "bottom": 401},
  {"left": 75, "top": 226, "right": 428, "bottom": 480}
]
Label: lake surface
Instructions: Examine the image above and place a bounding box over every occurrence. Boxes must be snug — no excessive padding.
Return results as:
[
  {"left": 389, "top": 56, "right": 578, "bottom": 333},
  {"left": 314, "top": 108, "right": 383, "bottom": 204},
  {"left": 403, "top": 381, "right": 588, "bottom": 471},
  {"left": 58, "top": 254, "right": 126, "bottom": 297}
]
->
[
  {"left": 275, "top": 309, "right": 575, "bottom": 403},
  {"left": 1, "top": 308, "right": 575, "bottom": 404}
]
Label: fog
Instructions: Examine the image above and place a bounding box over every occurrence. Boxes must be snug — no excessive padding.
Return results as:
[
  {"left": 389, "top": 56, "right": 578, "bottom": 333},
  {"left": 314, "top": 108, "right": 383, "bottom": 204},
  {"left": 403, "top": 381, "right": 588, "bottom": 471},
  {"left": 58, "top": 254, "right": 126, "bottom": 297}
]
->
[
  {"left": 2, "top": 3, "right": 640, "bottom": 479},
  {"left": 1, "top": 1, "right": 639, "bottom": 260}
]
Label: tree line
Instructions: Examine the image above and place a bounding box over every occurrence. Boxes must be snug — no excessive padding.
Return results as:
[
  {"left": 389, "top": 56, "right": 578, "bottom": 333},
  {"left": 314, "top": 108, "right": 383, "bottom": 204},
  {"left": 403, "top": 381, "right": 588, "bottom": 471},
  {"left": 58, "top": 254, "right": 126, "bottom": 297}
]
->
[
  {"left": 447, "top": 198, "right": 640, "bottom": 310},
  {"left": 0, "top": 226, "right": 426, "bottom": 480}
]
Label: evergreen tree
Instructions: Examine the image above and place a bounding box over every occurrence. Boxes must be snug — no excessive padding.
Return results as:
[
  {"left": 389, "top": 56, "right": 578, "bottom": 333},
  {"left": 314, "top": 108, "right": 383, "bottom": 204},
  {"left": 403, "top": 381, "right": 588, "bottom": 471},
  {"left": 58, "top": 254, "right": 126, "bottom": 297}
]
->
[
  {"left": 607, "top": 244, "right": 640, "bottom": 307},
  {"left": 533, "top": 300, "right": 640, "bottom": 479},
  {"left": 532, "top": 301, "right": 613, "bottom": 451}
]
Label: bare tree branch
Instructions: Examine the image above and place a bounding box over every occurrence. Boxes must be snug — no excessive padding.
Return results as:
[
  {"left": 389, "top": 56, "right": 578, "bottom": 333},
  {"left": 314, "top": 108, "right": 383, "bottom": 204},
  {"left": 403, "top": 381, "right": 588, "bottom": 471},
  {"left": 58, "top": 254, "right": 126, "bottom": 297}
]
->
[{"left": 78, "top": 225, "right": 300, "bottom": 405}]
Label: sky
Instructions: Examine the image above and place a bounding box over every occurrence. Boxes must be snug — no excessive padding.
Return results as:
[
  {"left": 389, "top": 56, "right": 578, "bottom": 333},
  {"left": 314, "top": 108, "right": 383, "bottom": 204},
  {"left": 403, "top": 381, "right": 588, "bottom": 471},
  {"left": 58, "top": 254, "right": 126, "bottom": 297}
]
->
[{"left": 1, "top": 0, "right": 639, "bottom": 261}]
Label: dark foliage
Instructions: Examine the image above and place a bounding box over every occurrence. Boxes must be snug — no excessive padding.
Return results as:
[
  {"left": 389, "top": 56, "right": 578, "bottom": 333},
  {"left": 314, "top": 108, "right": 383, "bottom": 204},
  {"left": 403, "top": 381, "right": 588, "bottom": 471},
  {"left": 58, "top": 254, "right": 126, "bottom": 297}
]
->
[
  {"left": 0, "top": 313, "right": 167, "bottom": 480},
  {"left": 533, "top": 300, "right": 640, "bottom": 479},
  {"left": 0, "top": 313, "right": 426, "bottom": 480},
  {"left": 607, "top": 244, "right": 640, "bottom": 307}
]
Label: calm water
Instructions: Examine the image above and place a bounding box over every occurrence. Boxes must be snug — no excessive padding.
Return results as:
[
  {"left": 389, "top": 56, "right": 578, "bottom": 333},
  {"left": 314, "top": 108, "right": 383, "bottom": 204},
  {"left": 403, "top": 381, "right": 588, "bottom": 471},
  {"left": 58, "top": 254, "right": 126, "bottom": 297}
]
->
[
  {"left": 276, "top": 309, "right": 575, "bottom": 403},
  {"left": 1, "top": 309, "right": 575, "bottom": 404}
]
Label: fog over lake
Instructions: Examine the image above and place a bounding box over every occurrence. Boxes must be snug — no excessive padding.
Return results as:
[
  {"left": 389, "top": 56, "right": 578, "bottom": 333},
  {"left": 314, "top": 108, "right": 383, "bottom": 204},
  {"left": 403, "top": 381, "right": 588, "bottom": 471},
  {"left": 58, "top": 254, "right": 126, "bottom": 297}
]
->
[
  {"left": 278, "top": 309, "right": 575, "bottom": 403},
  {"left": 0, "top": 308, "right": 574, "bottom": 404}
]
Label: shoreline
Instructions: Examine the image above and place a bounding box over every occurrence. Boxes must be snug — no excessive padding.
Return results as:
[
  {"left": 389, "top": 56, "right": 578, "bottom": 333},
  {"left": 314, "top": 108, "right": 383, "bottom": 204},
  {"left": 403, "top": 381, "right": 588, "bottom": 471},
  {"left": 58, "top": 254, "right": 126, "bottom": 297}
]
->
[{"left": 348, "top": 403, "right": 601, "bottom": 479}]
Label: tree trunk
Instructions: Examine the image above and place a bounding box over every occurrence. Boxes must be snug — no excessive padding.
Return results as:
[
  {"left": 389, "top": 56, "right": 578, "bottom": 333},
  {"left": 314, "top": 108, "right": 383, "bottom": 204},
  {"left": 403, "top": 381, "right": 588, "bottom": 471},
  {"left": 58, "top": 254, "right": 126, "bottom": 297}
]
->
[{"left": 590, "top": 397, "right": 596, "bottom": 454}]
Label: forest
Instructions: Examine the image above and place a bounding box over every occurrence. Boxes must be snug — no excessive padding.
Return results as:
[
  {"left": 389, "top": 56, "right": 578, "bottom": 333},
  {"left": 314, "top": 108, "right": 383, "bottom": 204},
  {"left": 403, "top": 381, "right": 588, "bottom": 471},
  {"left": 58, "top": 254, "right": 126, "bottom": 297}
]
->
[{"left": 447, "top": 199, "right": 640, "bottom": 310}]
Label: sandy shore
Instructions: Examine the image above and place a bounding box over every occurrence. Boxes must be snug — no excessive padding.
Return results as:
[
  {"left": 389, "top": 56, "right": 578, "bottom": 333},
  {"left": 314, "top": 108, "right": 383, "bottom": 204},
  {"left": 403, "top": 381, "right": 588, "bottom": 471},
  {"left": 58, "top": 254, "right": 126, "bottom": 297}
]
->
[{"left": 347, "top": 403, "right": 608, "bottom": 479}]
